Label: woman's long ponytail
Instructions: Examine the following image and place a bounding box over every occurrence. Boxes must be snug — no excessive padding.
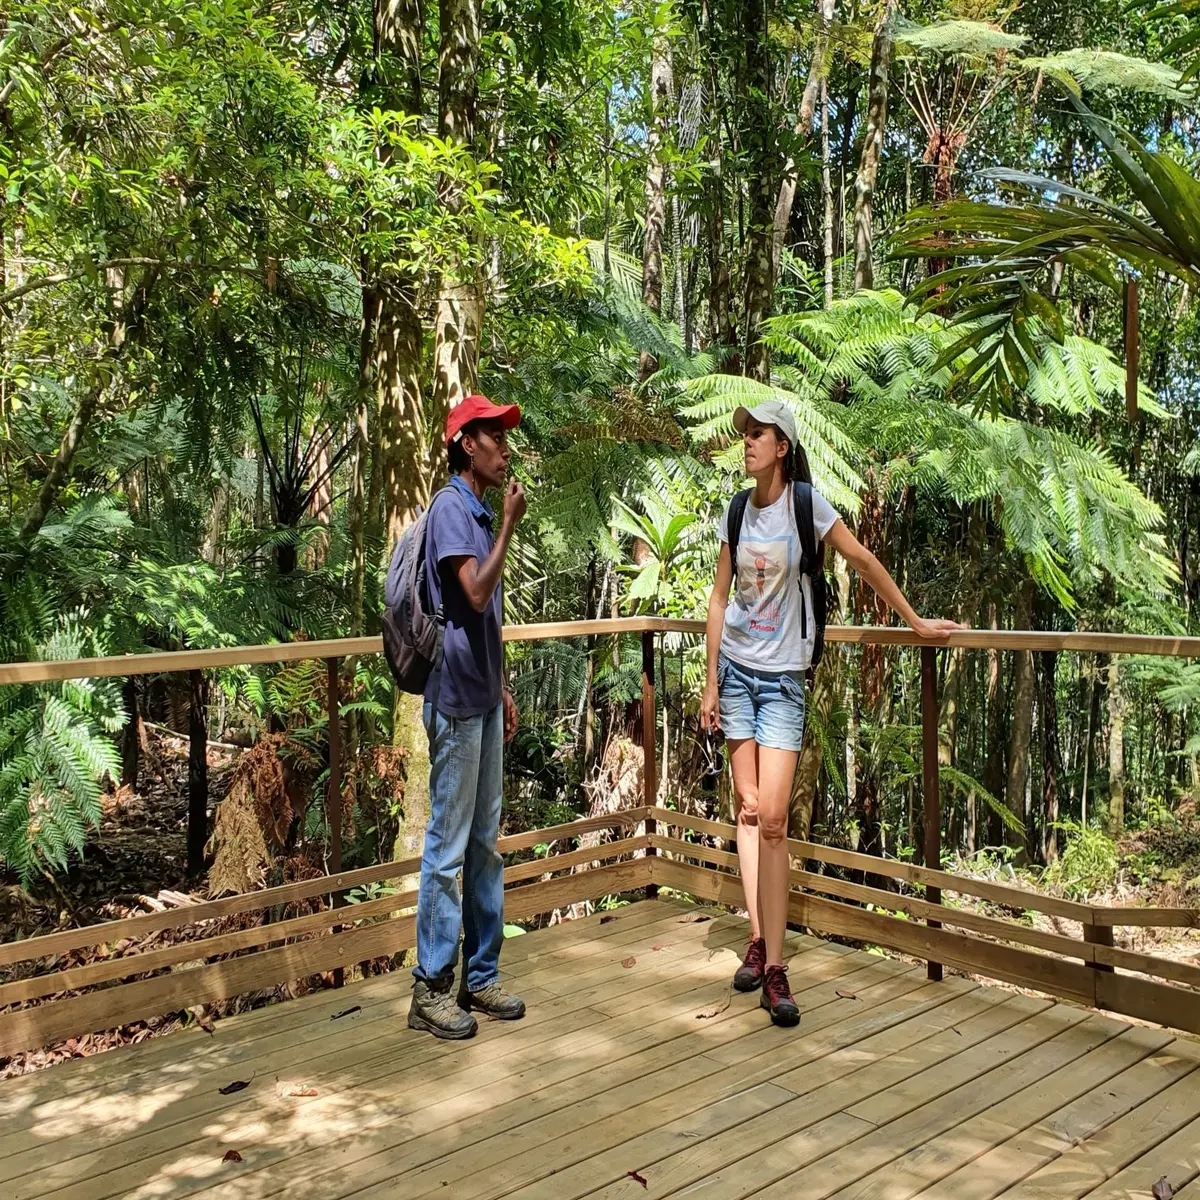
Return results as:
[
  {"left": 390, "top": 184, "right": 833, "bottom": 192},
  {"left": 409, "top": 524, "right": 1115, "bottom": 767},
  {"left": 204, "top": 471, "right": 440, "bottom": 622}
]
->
[{"left": 777, "top": 428, "right": 813, "bottom": 487}]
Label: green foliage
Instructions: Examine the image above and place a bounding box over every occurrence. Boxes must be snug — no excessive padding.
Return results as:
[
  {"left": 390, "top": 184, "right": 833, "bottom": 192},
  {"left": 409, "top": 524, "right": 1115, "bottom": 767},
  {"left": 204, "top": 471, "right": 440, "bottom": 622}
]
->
[{"left": 1043, "top": 819, "right": 1120, "bottom": 898}]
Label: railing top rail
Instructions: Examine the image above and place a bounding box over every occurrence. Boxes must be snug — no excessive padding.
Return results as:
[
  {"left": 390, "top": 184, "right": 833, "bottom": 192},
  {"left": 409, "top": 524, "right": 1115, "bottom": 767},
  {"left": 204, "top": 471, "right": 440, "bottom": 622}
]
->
[{"left": 3, "top": 618, "right": 1200, "bottom": 685}]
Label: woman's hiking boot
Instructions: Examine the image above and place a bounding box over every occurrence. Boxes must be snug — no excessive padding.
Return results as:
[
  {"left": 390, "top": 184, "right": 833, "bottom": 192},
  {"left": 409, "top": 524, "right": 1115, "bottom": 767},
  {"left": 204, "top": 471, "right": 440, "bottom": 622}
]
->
[
  {"left": 458, "top": 980, "right": 526, "bottom": 1020},
  {"left": 760, "top": 964, "right": 801, "bottom": 1027},
  {"left": 733, "top": 937, "right": 767, "bottom": 992},
  {"left": 408, "top": 977, "right": 478, "bottom": 1040}
]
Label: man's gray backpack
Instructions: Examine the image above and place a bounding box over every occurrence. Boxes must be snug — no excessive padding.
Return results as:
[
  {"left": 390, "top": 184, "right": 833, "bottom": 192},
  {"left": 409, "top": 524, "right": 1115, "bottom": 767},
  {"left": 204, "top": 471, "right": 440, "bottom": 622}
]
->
[{"left": 382, "top": 486, "right": 455, "bottom": 694}]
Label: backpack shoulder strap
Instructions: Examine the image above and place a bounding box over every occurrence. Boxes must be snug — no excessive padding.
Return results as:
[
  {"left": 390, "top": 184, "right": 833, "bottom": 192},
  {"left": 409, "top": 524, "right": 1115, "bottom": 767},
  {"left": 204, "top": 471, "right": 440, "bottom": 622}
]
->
[
  {"left": 726, "top": 489, "right": 753, "bottom": 578},
  {"left": 792, "top": 482, "right": 820, "bottom": 575}
]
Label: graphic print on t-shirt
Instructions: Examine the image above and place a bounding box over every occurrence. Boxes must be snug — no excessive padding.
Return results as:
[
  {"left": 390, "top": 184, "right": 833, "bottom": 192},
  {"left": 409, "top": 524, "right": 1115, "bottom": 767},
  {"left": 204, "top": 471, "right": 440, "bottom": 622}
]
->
[{"left": 734, "top": 531, "right": 794, "bottom": 640}]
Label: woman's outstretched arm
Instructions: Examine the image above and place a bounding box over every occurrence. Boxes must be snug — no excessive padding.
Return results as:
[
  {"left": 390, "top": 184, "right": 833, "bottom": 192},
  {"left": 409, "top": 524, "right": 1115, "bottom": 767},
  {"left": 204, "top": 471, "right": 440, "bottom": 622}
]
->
[{"left": 824, "top": 519, "right": 965, "bottom": 640}]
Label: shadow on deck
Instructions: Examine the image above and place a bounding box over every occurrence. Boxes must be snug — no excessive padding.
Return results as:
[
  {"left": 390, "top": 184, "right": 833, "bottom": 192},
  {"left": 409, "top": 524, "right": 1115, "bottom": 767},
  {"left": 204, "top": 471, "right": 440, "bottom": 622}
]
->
[{"left": 2, "top": 898, "right": 1199, "bottom": 1200}]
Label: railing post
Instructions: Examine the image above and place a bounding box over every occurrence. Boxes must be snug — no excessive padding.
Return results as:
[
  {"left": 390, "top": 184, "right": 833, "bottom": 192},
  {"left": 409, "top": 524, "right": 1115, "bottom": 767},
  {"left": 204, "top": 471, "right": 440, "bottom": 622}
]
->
[
  {"left": 327, "top": 657, "right": 344, "bottom": 988},
  {"left": 187, "top": 669, "right": 208, "bottom": 878},
  {"left": 920, "top": 646, "right": 943, "bottom": 982},
  {"left": 642, "top": 629, "right": 658, "bottom": 899},
  {"left": 1083, "top": 919, "right": 1115, "bottom": 973}
]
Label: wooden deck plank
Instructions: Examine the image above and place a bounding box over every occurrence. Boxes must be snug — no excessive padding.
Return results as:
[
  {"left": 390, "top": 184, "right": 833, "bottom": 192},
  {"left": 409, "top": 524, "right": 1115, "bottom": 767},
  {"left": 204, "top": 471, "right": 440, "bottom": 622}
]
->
[
  {"left": 182, "top": 953, "right": 944, "bottom": 1200},
  {"left": 2, "top": 901, "right": 1197, "bottom": 1200},
  {"left": 0, "top": 900, "right": 691, "bottom": 1144},
  {"left": 1079, "top": 1112, "right": 1200, "bottom": 1198},
  {"left": 986, "top": 1051, "right": 1200, "bottom": 1199},
  {"left": 349, "top": 976, "right": 962, "bottom": 1200},
  {"left": 677, "top": 1003, "right": 1101, "bottom": 1200},
  {"left": 0, "top": 910, "right": 754, "bottom": 1198},
  {"left": 513, "top": 989, "right": 1025, "bottom": 1200},
  {"left": 909, "top": 1035, "right": 1199, "bottom": 1200},
  {"left": 825, "top": 1024, "right": 1176, "bottom": 1200}
]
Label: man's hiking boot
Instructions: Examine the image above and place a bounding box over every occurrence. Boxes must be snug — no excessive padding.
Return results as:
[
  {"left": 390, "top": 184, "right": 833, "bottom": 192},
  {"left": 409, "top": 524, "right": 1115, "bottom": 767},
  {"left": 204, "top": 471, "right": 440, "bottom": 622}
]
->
[
  {"left": 733, "top": 937, "right": 767, "bottom": 992},
  {"left": 408, "top": 977, "right": 478, "bottom": 1040},
  {"left": 760, "top": 964, "right": 801, "bottom": 1027},
  {"left": 458, "top": 980, "right": 526, "bottom": 1021}
]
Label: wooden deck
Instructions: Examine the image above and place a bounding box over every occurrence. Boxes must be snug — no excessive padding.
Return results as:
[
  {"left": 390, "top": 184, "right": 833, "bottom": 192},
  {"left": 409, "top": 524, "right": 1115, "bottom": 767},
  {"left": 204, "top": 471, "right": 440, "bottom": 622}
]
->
[{"left": 2, "top": 898, "right": 1199, "bottom": 1200}]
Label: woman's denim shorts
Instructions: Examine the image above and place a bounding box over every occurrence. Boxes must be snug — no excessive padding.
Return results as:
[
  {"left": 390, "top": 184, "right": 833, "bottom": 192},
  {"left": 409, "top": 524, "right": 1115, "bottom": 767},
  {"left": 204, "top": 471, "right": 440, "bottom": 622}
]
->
[{"left": 717, "top": 653, "right": 807, "bottom": 751}]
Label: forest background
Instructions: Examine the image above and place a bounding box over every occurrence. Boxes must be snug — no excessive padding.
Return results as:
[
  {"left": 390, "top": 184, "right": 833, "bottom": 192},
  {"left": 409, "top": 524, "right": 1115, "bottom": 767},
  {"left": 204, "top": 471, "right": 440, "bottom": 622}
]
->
[{"left": 4, "top": 0, "right": 1200, "bottom": 937}]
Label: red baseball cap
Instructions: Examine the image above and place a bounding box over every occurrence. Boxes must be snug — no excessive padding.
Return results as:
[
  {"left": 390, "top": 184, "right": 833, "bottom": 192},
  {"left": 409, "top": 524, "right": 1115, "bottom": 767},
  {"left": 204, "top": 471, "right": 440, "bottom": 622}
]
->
[{"left": 446, "top": 394, "right": 521, "bottom": 445}]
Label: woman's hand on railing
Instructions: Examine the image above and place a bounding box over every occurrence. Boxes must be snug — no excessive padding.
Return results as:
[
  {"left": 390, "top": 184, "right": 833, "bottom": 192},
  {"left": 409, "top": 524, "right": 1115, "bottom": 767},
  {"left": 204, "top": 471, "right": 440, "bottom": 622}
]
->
[
  {"left": 910, "top": 616, "right": 968, "bottom": 641},
  {"left": 700, "top": 680, "right": 720, "bottom": 732}
]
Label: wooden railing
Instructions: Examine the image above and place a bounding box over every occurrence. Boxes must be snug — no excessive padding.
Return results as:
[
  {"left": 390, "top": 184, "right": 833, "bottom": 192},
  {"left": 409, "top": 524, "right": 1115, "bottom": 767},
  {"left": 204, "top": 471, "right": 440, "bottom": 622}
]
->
[{"left": 1, "top": 618, "right": 1198, "bottom": 1058}]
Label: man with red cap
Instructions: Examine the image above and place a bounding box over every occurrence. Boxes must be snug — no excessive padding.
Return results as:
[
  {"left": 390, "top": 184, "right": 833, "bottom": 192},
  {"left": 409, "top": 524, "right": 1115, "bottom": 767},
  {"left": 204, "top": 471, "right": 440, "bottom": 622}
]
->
[{"left": 408, "top": 394, "right": 527, "bottom": 1040}]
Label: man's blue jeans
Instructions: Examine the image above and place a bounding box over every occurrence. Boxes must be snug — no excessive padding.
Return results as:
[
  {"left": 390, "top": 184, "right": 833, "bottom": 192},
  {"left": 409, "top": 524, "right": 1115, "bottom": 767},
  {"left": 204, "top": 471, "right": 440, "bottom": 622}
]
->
[{"left": 413, "top": 700, "right": 505, "bottom": 991}]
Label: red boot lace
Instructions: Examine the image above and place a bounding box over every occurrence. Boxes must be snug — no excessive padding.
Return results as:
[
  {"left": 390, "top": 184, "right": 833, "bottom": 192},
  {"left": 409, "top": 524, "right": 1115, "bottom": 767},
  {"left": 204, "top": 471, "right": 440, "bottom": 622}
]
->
[
  {"left": 743, "top": 938, "right": 766, "bottom": 975},
  {"left": 763, "top": 964, "right": 794, "bottom": 1008}
]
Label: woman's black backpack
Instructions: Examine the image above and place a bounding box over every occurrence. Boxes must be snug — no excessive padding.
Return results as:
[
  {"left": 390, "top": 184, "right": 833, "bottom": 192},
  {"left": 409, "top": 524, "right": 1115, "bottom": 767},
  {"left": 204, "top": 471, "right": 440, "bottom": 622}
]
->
[{"left": 726, "top": 482, "right": 829, "bottom": 674}]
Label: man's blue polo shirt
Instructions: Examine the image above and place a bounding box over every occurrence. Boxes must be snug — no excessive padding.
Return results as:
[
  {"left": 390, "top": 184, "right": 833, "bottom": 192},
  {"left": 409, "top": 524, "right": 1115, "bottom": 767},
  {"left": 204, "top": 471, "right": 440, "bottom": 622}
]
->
[{"left": 424, "top": 475, "right": 504, "bottom": 718}]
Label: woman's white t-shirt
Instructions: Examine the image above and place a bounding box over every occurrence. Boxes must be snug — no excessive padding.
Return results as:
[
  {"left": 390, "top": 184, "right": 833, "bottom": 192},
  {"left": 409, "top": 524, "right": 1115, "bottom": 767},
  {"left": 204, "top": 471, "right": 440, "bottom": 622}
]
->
[{"left": 718, "top": 485, "right": 839, "bottom": 673}]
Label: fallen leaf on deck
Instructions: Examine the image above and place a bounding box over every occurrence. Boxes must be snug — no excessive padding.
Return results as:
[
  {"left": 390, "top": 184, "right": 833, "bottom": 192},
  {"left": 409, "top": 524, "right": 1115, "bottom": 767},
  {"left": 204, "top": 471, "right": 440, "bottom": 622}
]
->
[
  {"left": 627, "top": 1170, "right": 648, "bottom": 1188},
  {"left": 277, "top": 1083, "right": 319, "bottom": 1098},
  {"left": 696, "top": 991, "right": 733, "bottom": 1019},
  {"left": 622, "top": 956, "right": 637, "bottom": 968},
  {"left": 835, "top": 989, "right": 858, "bottom": 1000},
  {"left": 330, "top": 1005, "right": 361, "bottom": 1020},
  {"left": 677, "top": 913, "right": 712, "bottom": 924},
  {"left": 218, "top": 1080, "right": 250, "bottom": 1095},
  {"left": 222, "top": 1150, "right": 243, "bottom": 1163},
  {"left": 1153, "top": 1178, "right": 1175, "bottom": 1200},
  {"left": 600, "top": 915, "right": 618, "bottom": 924}
]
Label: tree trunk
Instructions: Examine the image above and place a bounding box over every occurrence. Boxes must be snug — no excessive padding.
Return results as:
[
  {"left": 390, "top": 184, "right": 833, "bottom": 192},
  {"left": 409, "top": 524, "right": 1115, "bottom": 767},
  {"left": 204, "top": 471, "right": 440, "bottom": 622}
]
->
[
  {"left": 741, "top": 0, "right": 779, "bottom": 382},
  {"left": 701, "top": 13, "right": 738, "bottom": 366},
  {"left": 1040, "top": 649, "right": 1062, "bottom": 864},
  {"left": 821, "top": 77, "right": 833, "bottom": 307},
  {"left": 939, "top": 509, "right": 985, "bottom": 777},
  {"left": 983, "top": 601, "right": 1007, "bottom": 846},
  {"left": 854, "top": 473, "right": 890, "bottom": 869},
  {"left": 772, "top": 0, "right": 833, "bottom": 280},
  {"left": 374, "top": 0, "right": 432, "bottom": 881},
  {"left": 639, "top": 30, "right": 673, "bottom": 382},
  {"left": 350, "top": 285, "right": 379, "bottom": 641},
  {"left": 852, "top": 0, "right": 895, "bottom": 291},
  {"left": 121, "top": 677, "right": 141, "bottom": 790},
  {"left": 19, "top": 265, "right": 157, "bottom": 544},
  {"left": 792, "top": 653, "right": 838, "bottom": 838},
  {"left": 1107, "top": 655, "right": 1126, "bottom": 837},
  {"left": 374, "top": 0, "right": 429, "bottom": 552},
  {"left": 1005, "top": 580, "right": 1035, "bottom": 861},
  {"left": 429, "top": 0, "right": 483, "bottom": 480}
]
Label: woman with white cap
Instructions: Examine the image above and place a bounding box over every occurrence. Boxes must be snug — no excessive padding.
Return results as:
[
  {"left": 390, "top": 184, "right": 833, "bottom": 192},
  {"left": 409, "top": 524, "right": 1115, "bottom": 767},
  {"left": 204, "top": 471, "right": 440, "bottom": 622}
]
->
[{"left": 700, "top": 400, "right": 962, "bottom": 1027}]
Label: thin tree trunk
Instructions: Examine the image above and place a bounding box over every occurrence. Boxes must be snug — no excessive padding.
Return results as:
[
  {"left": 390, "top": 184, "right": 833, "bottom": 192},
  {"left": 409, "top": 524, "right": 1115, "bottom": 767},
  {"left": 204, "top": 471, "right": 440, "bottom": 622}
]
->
[
  {"left": 1108, "top": 655, "right": 1126, "bottom": 837},
  {"left": 121, "top": 678, "right": 141, "bottom": 790},
  {"left": 822, "top": 77, "right": 833, "bottom": 307},
  {"left": 701, "top": 0, "right": 738, "bottom": 366},
  {"left": 772, "top": 0, "right": 833, "bottom": 279},
  {"left": 984, "top": 601, "right": 1007, "bottom": 845},
  {"left": 1005, "top": 579, "right": 1035, "bottom": 862},
  {"left": 639, "top": 30, "right": 673, "bottom": 382},
  {"left": 19, "top": 266, "right": 157, "bottom": 544},
  {"left": 1040, "top": 649, "right": 1062, "bottom": 864},
  {"left": 741, "top": 0, "right": 779, "bottom": 382},
  {"left": 429, "top": 0, "right": 483, "bottom": 480},
  {"left": 854, "top": 473, "right": 890, "bottom": 871},
  {"left": 852, "top": 0, "right": 895, "bottom": 291},
  {"left": 940, "top": 509, "right": 985, "bottom": 773},
  {"left": 792, "top": 655, "right": 833, "bottom": 837}
]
